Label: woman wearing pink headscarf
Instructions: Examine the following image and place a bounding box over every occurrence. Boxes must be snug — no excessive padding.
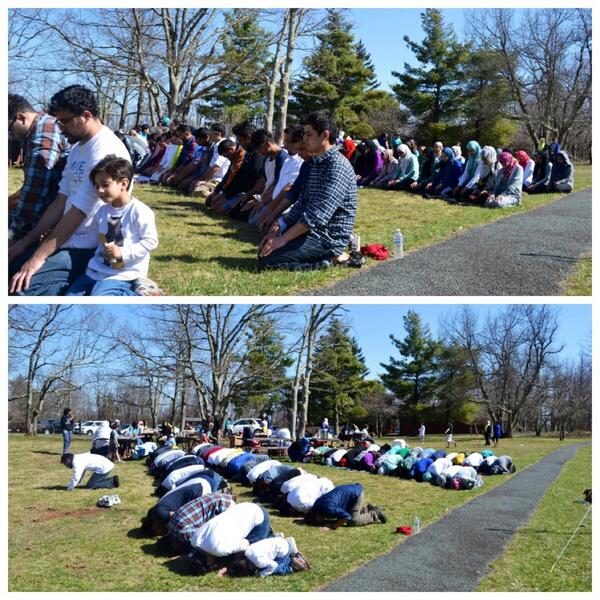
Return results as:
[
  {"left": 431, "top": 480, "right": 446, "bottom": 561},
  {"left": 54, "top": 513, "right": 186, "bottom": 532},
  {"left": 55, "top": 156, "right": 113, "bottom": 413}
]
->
[
  {"left": 515, "top": 150, "right": 535, "bottom": 189},
  {"left": 485, "top": 151, "right": 523, "bottom": 208}
]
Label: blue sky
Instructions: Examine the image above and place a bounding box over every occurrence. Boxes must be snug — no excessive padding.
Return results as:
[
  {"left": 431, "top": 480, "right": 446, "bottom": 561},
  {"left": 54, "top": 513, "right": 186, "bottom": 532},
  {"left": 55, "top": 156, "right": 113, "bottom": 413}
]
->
[
  {"left": 99, "top": 303, "right": 590, "bottom": 380},
  {"left": 348, "top": 9, "right": 469, "bottom": 91}
]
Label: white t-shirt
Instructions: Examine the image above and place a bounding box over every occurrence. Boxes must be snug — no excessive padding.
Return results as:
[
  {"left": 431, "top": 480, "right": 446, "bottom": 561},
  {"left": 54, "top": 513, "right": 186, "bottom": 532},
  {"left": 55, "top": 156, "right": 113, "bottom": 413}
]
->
[
  {"left": 263, "top": 149, "right": 288, "bottom": 190},
  {"left": 191, "top": 502, "right": 264, "bottom": 556},
  {"left": 86, "top": 197, "right": 158, "bottom": 281},
  {"left": 247, "top": 460, "right": 281, "bottom": 484},
  {"left": 161, "top": 476, "right": 212, "bottom": 501},
  {"left": 280, "top": 473, "right": 318, "bottom": 495},
  {"left": 286, "top": 477, "right": 334, "bottom": 513},
  {"left": 245, "top": 537, "right": 291, "bottom": 577},
  {"left": 427, "top": 457, "right": 452, "bottom": 477},
  {"left": 207, "top": 145, "right": 230, "bottom": 182},
  {"left": 162, "top": 465, "right": 205, "bottom": 490},
  {"left": 67, "top": 452, "right": 114, "bottom": 491},
  {"left": 205, "top": 448, "right": 230, "bottom": 466},
  {"left": 273, "top": 154, "right": 303, "bottom": 199},
  {"left": 330, "top": 449, "right": 347, "bottom": 463},
  {"left": 522, "top": 159, "right": 535, "bottom": 187},
  {"left": 59, "top": 126, "right": 131, "bottom": 249},
  {"left": 463, "top": 452, "right": 484, "bottom": 468},
  {"left": 154, "top": 449, "right": 185, "bottom": 467},
  {"left": 191, "top": 443, "right": 213, "bottom": 455}
]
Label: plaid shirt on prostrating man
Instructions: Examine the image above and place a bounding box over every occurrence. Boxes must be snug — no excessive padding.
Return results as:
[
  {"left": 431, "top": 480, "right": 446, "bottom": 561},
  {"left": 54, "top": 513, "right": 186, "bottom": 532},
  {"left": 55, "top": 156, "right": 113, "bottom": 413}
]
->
[
  {"left": 283, "top": 146, "right": 357, "bottom": 255},
  {"left": 9, "top": 113, "right": 66, "bottom": 239},
  {"left": 168, "top": 493, "right": 234, "bottom": 543}
]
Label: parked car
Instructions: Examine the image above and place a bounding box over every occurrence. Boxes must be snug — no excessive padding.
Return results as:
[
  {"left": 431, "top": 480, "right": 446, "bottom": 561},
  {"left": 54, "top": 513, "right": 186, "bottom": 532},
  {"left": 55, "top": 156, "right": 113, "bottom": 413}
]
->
[
  {"left": 80, "top": 420, "right": 104, "bottom": 435},
  {"left": 231, "top": 418, "right": 263, "bottom": 436},
  {"left": 37, "top": 419, "right": 62, "bottom": 434},
  {"left": 72, "top": 421, "right": 81, "bottom": 434}
]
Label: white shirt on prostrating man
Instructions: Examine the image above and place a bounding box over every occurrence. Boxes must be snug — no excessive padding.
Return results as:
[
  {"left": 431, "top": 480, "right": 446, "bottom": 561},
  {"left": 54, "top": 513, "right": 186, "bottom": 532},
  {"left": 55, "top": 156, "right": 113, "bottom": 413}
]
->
[
  {"left": 286, "top": 477, "right": 334, "bottom": 513},
  {"left": 427, "top": 457, "right": 452, "bottom": 477},
  {"left": 329, "top": 449, "right": 347, "bottom": 463},
  {"left": 463, "top": 452, "right": 484, "bottom": 468},
  {"left": 280, "top": 472, "right": 318, "bottom": 495},
  {"left": 153, "top": 449, "right": 185, "bottom": 467},
  {"left": 191, "top": 502, "right": 264, "bottom": 557},
  {"left": 272, "top": 153, "right": 304, "bottom": 199},
  {"left": 86, "top": 197, "right": 158, "bottom": 282},
  {"left": 245, "top": 537, "right": 291, "bottom": 577},
  {"left": 58, "top": 125, "right": 131, "bottom": 249},
  {"left": 247, "top": 460, "right": 281, "bottom": 484},
  {"left": 162, "top": 464, "right": 205, "bottom": 490},
  {"left": 67, "top": 452, "right": 114, "bottom": 491},
  {"left": 207, "top": 448, "right": 234, "bottom": 467},
  {"left": 161, "top": 476, "right": 212, "bottom": 501}
]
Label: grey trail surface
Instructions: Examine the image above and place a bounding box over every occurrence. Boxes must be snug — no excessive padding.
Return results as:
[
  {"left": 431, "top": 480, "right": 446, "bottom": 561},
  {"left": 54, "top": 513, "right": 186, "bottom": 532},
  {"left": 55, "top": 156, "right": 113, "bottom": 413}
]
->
[
  {"left": 322, "top": 442, "right": 588, "bottom": 592},
  {"left": 315, "top": 189, "right": 591, "bottom": 296}
]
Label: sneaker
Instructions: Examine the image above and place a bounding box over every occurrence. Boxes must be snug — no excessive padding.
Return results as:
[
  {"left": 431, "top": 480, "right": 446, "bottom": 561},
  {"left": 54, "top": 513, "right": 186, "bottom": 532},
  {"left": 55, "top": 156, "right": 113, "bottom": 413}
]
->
[
  {"left": 375, "top": 506, "right": 387, "bottom": 524},
  {"left": 111, "top": 495, "right": 122, "bottom": 505},
  {"left": 133, "top": 277, "right": 164, "bottom": 296},
  {"left": 113, "top": 475, "right": 120, "bottom": 488}
]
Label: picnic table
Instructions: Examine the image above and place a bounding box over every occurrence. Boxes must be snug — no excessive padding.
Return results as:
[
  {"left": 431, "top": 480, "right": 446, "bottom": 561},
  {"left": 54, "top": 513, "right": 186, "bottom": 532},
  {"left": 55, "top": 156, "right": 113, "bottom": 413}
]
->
[{"left": 251, "top": 435, "right": 291, "bottom": 457}]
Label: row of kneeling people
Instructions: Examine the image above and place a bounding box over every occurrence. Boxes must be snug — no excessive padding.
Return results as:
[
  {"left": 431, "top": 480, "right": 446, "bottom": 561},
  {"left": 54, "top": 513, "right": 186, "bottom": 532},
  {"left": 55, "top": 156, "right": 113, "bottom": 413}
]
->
[
  {"left": 139, "top": 442, "right": 386, "bottom": 577},
  {"left": 141, "top": 443, "right": 309, "bottom": 577},
  {"left": 288, "top": 439, "right": 516, "bottom": 490}
]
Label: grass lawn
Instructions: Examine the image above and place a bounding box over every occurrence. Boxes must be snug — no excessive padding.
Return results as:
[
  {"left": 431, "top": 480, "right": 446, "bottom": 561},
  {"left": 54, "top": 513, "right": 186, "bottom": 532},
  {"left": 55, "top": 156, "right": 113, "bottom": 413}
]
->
[
  {"left": 562, "top": 253, "right": 592, "bottom": 296},
  {"left": 8, "top": 433, "right": 590, "bottom": 592},
  {"left": 478, "top": 444, "right": 592, "bottom": 592},
  {"left": 8, "top": 164, "right": 592, "bottom": 295}
]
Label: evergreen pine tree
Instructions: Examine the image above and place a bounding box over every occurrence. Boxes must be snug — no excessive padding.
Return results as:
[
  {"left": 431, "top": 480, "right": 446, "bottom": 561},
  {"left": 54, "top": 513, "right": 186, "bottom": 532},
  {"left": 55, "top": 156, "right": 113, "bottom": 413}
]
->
[
  {"left": 391, "top": 9, "right": 469, "bottom": 141},
  {"left": 380, "top": 310, "right": 442, "bottom": 427},
  {"left": 290, "top": 9, "right": 376, "bottom": 135},
  {"left": 309, "top": 318, "right": 370, "bottom": 432},
  {"left": 209, "top": 9, "right": 272, "bottom": 123},
  {"left": 236, "top": 316, "right": 292, "bottom": 416}
]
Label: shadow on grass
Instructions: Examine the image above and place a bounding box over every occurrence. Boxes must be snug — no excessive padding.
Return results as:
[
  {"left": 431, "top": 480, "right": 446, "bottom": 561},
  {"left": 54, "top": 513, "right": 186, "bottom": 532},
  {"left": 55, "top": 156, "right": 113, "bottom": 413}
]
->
[
  {"left": 211, "top": 256, "right": 261, "bottom": 273},
  {"left": 35, "top": 485, "right": 67, "bottom": 490},
  {"left": 31, "top": 450, "right": 61, "bottom": 456},
  {"left": 163, "top": 556, "right": 194, "bottom": 576},
  {"left": 154, "top": 254, "right": 202, "bottom": 264}
]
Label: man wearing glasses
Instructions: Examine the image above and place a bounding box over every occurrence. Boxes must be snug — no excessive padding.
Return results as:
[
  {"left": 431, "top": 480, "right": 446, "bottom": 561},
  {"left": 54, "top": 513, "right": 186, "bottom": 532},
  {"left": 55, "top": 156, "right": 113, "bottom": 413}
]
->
[
  {"left": 9, "top": 85, "right": 131, "bottom": 296},
  {"left": 8, "top": 94, "right": 66, "bottom": 241}
]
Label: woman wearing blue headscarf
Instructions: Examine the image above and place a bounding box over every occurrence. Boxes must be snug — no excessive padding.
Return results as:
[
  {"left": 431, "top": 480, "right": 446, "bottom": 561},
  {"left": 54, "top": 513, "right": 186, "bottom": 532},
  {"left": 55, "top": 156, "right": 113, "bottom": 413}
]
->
[
  {"left": 450, "top": 140, "right": 481, "bottom": 201},
  {"left": 423, "top": 147, "right": 463, "bottom": 199}
]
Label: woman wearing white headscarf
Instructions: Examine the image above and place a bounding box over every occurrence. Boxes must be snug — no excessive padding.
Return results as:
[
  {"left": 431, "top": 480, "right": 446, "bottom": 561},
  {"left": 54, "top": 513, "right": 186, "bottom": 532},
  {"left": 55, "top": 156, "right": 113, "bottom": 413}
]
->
[
  {"left": 386, "top": 144, "right": 419, "bottom": 190},
  {"left": 460, "top": 146, "right": 498, "bottom": 205}
]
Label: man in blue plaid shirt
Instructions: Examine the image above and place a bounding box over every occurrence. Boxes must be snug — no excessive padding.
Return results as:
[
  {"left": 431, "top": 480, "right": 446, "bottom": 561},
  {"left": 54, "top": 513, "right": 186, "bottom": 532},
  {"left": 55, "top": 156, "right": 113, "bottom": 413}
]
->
[
  {"left": 259, "top": 111, "right": 356, "bottom": 270},
  {"left": 168, "top": 493, "right": 234, "bottom": 551},
  {"left": 8, "top": 94, "right": 67, "bottom": 240}
]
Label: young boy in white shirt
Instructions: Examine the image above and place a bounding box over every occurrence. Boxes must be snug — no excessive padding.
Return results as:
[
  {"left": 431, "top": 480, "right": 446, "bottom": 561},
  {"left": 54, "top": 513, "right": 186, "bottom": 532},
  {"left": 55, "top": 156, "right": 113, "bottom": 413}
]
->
[{"left": 66, "top": 155, "right": 159, "bottom": 296}]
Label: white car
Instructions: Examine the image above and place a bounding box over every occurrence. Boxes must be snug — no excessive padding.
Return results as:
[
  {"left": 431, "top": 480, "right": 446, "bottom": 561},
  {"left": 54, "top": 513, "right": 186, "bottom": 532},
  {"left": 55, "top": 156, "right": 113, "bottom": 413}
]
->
[
  {"left": 232, "top": 418, "right": 263, "bottom": 436},
  {"left": 80, "top": 420, "right": 104, "bottom": 435}
]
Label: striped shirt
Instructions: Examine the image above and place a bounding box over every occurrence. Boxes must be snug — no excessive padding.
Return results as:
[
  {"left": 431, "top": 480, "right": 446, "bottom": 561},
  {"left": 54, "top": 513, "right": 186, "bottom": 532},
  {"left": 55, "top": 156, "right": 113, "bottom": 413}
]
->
[
  {"left": 167, "top": 493, "right": 234, "bottom": 543},
  {"left": 9, "top": 113, "right": 66, "bottom": 238},
  {"left": 283, "top": 147, "right": 357, "bottom": 255}
]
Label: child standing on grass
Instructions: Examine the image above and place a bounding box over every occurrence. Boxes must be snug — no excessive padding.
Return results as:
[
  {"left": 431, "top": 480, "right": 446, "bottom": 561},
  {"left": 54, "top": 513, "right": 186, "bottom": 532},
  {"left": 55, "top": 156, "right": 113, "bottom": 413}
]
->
[
  {"left": 66, "top": 155, "right": 159, "bottom": 296},
  {"left": 445, "top": 422, "right": 457, "bottom": 448}
]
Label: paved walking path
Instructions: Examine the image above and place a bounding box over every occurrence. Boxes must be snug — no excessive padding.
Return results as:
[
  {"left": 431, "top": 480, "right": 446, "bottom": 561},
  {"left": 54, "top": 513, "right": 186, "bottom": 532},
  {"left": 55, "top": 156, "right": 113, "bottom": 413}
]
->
[
  {"left": 322, "top": 442, "right": 588, "bottom": 592},
  {"left": 315, "top": 189, "right": 591, "bottom": 296}
]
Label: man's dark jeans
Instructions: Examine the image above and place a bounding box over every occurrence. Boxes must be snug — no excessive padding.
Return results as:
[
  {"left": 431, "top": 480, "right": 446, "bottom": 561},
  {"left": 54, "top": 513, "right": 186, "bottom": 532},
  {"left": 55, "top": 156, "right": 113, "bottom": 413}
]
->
[
  {"left": 246, "top": 506, "right": 272, "bottom": 543},
  {"left": 86, "top": 471, "right": 117, "bottom": 489},
  {"left": 9, "top": 245, "right": 94, "bottom": 296},
  {"left": 259, "top": 233, "right": 332, "bottom": 271}
]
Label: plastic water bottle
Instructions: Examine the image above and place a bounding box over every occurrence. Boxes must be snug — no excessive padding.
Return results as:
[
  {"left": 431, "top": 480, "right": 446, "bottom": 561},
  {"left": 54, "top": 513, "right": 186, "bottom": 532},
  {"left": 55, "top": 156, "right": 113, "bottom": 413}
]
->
[
  {"left": 413, "top": 516, "right": 420, "bottom": 534},
  {"left": 393, "top": 229, "right": 404, "bottom": 259}
]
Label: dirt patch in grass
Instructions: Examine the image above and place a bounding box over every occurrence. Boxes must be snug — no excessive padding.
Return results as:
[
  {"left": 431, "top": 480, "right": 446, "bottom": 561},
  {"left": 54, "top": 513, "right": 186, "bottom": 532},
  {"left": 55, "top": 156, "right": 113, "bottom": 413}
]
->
[{"left": 33, "top": 507, "right": 104, "bottom": 523}]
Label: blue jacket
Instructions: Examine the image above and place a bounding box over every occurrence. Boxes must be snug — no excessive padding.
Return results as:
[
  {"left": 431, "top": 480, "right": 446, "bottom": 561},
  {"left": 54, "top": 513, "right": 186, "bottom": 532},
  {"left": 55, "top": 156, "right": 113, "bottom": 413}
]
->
[
  {"left": 225, "top": 452, "right": 255, "bottom": 477},
  {"left": 310, "top": 483, "right": 363, "bottom": 521},
  {"left": 432, "top": 157, "right": 463, "bottom": 189}
]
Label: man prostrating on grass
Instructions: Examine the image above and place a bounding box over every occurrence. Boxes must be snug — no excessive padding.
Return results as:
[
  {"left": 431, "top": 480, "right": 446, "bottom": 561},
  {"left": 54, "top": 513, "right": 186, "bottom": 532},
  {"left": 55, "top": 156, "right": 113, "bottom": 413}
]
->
[{"left": 259, "top": 110, "right": 357, "bottom": 270}]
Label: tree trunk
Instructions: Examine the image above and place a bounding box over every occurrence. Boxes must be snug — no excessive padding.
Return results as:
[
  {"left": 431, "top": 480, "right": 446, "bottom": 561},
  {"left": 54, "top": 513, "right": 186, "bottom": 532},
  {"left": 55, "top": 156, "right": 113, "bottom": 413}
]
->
[
  {"left": 135, "top": 79, "right": 146, "bottom": 126},
  {"left": 265, "top": 11, "right": 288, "bottom": 133},
  {"left": 275, "top": 9, "right": 301, "bottom": 143}
]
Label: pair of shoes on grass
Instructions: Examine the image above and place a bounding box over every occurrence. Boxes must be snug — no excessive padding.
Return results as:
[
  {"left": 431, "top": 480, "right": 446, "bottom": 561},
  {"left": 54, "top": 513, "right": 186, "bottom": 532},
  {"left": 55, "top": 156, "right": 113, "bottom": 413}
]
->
[
  {"left": 97, "top": 494, "right": 121, "bottom": 508},
  {"left": 334, "top": 250, "right": 365, "bottom": 268}
]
